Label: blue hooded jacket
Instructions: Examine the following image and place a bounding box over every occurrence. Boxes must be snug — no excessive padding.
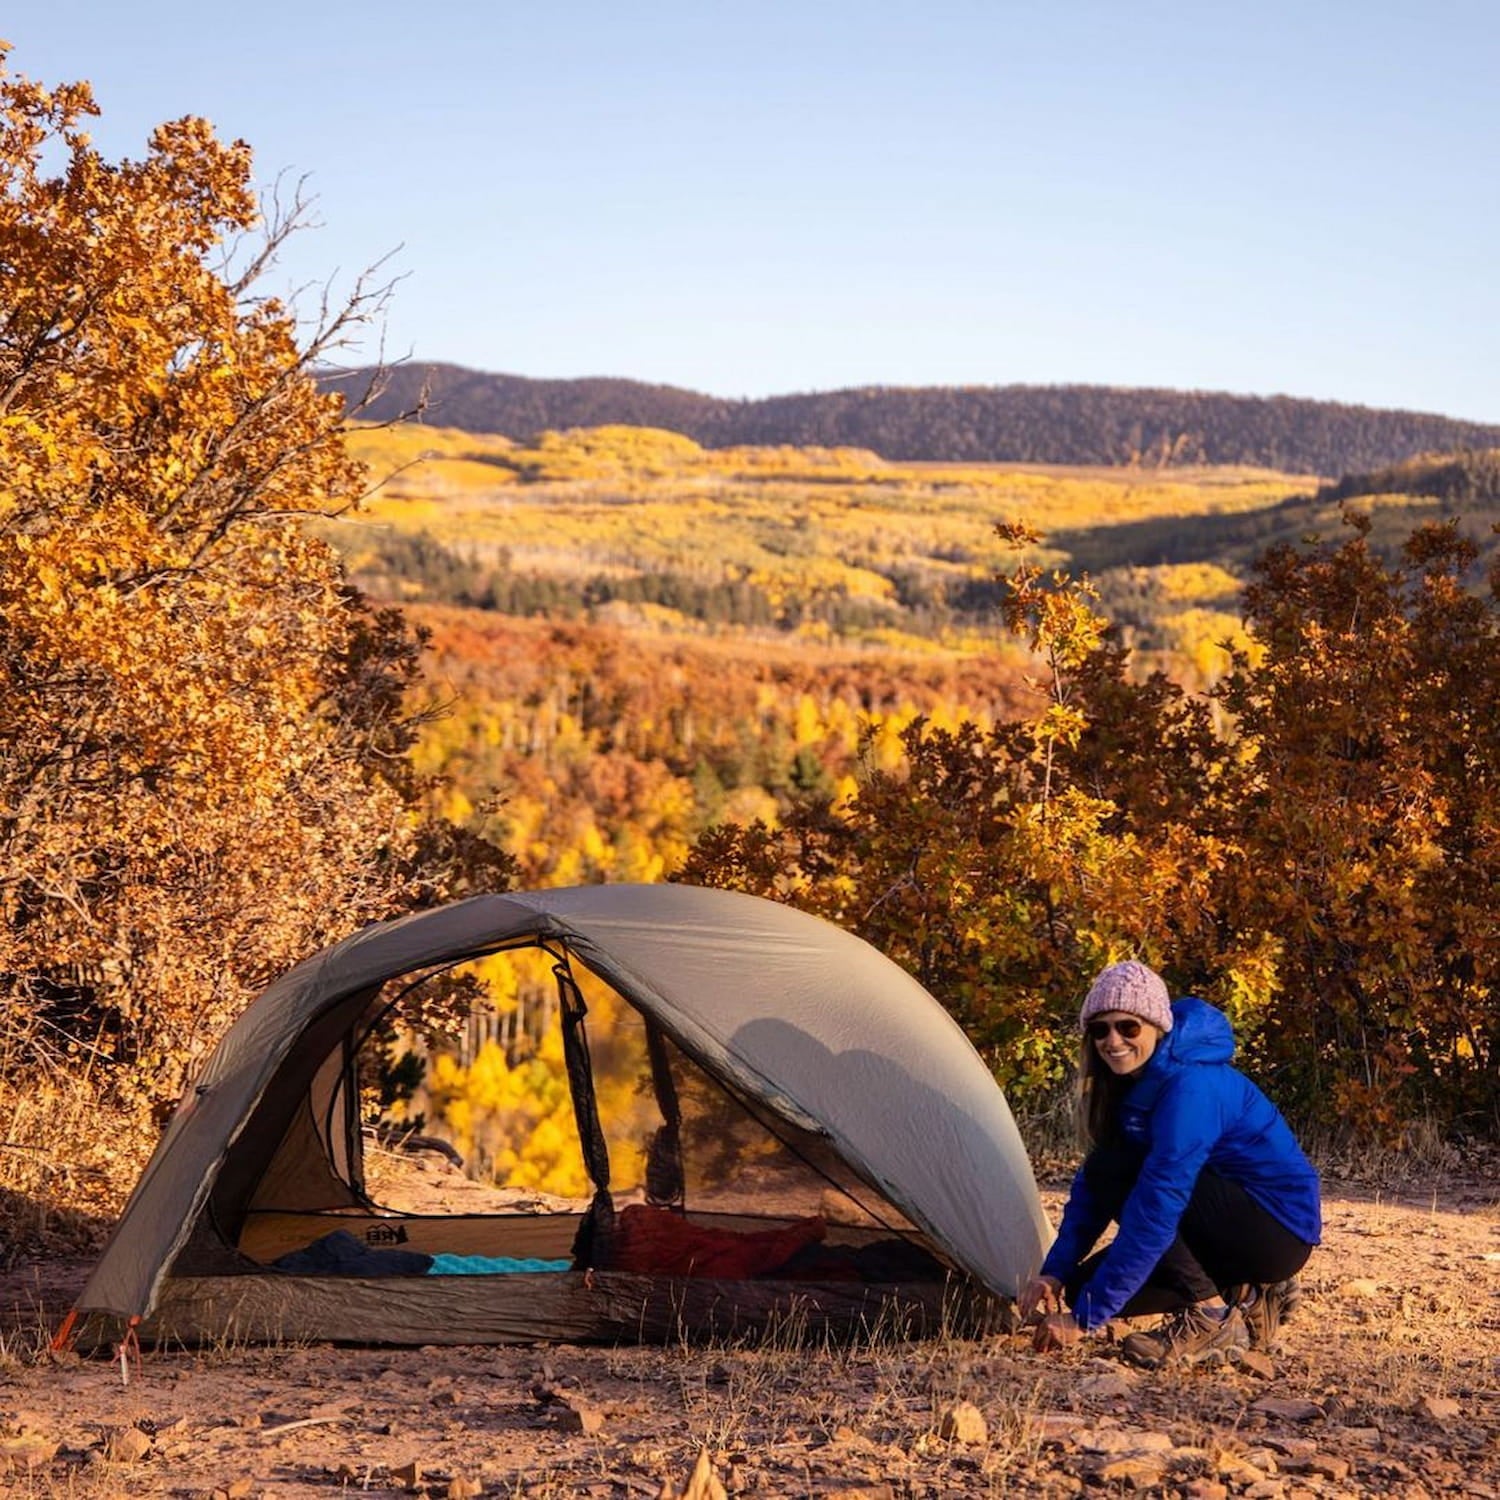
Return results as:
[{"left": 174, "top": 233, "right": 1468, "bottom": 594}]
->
[{"left": 1040, "top": 997, "right": 1321, "bottom": 1330}]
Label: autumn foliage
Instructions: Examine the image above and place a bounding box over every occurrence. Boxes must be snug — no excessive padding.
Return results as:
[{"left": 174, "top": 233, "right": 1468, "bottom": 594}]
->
[{"left": 1212, "top": 517, "right": 1499, "bottom": 1132}]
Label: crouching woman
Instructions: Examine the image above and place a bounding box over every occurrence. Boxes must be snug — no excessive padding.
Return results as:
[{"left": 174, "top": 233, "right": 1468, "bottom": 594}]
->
[{"left": 1021, "top": 961, "right": 1321, "bottom": 1367}]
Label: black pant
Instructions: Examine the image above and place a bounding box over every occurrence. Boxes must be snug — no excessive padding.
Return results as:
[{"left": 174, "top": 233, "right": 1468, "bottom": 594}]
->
[{"left": 1063, "top": 1137, "right": 1313, "bottom": 1317}]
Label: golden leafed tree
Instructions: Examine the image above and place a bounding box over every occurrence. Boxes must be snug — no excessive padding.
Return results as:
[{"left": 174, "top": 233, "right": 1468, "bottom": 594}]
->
[
  {"left": 1212, "top": 514, "right": 1499, "bottom": 1135},
  {"left": 0, "top": 49, "right": 505, "bottom": 1222}
]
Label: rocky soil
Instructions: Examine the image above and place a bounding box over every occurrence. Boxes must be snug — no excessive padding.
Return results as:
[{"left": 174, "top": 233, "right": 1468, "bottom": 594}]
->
[{"left": 2, "top": 1173, "right": 1496, "bottom": 1498}]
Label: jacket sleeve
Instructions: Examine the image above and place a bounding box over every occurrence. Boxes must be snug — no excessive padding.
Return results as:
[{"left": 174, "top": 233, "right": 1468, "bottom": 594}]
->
[
  {"left": 1038, "top": 1162, "right": 1111, "bottom": 1284},
  {"left": 1071, "top": 1070, "right": 1228, "bottom": 1330}
]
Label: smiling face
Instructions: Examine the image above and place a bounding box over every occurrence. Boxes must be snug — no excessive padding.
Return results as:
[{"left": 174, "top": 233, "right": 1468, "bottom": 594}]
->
[{"left": 1086, "top": 1010, "right": 1161, "bottom": 1077}]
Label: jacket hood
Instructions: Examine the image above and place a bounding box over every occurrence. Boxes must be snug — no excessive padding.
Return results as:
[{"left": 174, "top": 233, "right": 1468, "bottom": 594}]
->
[
  {"left": 1125, "top": 997, "right": 1235, "bottom": 1112},
  {"left": 1157, "top": 996, "right": 1235, "bottom": 1068}
]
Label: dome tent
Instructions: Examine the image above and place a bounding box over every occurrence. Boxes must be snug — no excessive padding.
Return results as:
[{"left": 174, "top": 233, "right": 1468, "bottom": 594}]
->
[{"left": 63, "top": 884, "right": 1051, "bottom": 1349}]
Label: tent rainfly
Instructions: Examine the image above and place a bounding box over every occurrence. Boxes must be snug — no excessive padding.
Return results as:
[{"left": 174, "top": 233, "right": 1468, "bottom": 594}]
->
[{"left": 62, "top": 884, "right": 1052, "bottom": 1349}]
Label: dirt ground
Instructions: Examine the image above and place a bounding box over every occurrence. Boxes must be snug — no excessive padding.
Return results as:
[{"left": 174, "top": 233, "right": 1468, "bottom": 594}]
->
[{"left": 2, "top": 1169, "right": 1496, "bottom": 1499}]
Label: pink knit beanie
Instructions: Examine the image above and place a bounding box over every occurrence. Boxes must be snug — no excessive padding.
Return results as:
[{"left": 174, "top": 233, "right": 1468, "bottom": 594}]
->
[{"left": 1079, "top": 961, "right": 1174, "bottom": 1033}]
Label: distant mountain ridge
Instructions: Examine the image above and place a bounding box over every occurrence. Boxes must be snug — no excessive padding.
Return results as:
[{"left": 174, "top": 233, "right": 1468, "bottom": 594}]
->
[{"left": 324, "top": 362, "right": 1500, "bottom": 476}]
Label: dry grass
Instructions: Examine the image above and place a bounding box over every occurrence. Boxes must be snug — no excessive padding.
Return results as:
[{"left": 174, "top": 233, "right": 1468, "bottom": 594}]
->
[{"left": 0, "top": 1073, "right": 130, "bottom": 1270}]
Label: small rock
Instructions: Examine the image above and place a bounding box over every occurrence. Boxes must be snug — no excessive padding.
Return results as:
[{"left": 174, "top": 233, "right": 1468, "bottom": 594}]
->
[
  {"left": 1133, "top": 1430, "right": 1177, "bottom": 1452},
  {"left": 938, "top": 1400, "right": 987, "bottom": 1445},
  {"left": 1339, "top": 1277, "right": 1381, "bottom": 1299},
  {"left": 106, "top": 1426, "right": 153, "bottom": 1463},
  {"left": 1250, "top": 1396, "right": 1323, "bottom": 1423},
  {"left": 1304, "top": 1454, "right": 1352, "bottom": 1481},
  {"left": 1263, "top": 1437, "right": 1317, "bottom": 1463},
  {"left": 448, "top": 1476, "right": 482, "bottom": 1499},
  {"left": 555, "top": 1401, "right": 606, "bottom": 1435},
  {"left": 1181, "top": 1483, "right": 1229, "bottom": 1500},
  {"left": 1238, "top": 1350, "right": 1277, "bottom": 1380},
  {"left": 390, "top": 1459, "right": 422, "bottom": 1491},
  {"left": 1077, "top": 1370, "right": 1137, "bottom": 1399},
  {"left": 1095, "top": 1454, "right": 1168, "bottom": 1488},
  {"left": 1415, "top": 1394, "right": 1461, "bottom": 1422}
]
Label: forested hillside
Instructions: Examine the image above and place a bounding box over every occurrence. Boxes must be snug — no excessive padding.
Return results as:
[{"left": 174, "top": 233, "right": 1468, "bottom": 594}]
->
[
  {"left": 337, "top": 421, "right": 1500, "bottom": 671},
  {"left": 406, "top": 609, "right": 1031, "bottom": 890},
  {"left": 328, "top": 361, "right": 1500, "bottom": 474},
  {"left": 1058, "top": 448, "right": 1500, "bottom": 583},
  {"left": 335, "top": 420, "right": 1312, "bottom": 670}
]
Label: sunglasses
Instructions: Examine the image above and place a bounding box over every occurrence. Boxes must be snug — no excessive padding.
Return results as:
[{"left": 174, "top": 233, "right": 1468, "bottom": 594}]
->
[{"left": 1087, "top": 1017, "right": 1144, "bottom": 1041}]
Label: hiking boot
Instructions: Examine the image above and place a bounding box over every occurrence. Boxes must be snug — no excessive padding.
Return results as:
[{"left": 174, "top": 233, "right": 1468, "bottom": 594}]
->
[
  {"left": 1119, "top": 1303, "right": 1250, "bottom": 1369},
  {"left": 1230, "top": 1278, "right": 1302, "bottom": 1349}
]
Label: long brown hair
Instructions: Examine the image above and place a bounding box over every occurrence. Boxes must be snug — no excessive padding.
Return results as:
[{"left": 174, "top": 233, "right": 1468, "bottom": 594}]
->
[{"left": 1076, "top": 1034, "right": 1136, "bottom": 1147}]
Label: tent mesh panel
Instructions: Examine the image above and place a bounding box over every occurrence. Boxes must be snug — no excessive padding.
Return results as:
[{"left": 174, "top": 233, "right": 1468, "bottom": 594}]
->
[{"left": 334, "top": 951, "right": 923, "bottom": 1243}]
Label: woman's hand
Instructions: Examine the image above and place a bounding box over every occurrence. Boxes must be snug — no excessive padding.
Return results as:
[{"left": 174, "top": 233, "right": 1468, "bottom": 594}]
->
[
  {"left": 1018, "top": 1275, "right": 1064, "bottom": 1322},
  {"left": 1032, "top": 1310, "right": 1082, "bottom": 1352}
]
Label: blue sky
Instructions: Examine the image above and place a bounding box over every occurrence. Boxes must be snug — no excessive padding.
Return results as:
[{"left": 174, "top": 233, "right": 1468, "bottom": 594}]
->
[{"left": 8, "top": 3, "right": 1500, "bottom": 420}]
